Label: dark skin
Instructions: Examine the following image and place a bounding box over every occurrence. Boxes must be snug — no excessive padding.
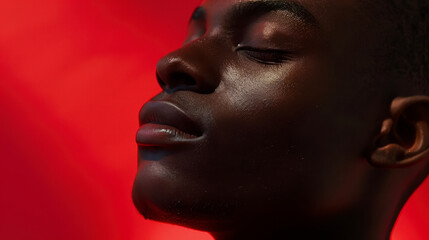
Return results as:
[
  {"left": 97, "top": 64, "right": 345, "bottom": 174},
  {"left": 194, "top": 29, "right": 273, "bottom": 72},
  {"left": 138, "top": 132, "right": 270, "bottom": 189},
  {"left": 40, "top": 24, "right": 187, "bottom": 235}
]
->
[{"left": 132, "top": 0, "right": 429, "bottom": 239}]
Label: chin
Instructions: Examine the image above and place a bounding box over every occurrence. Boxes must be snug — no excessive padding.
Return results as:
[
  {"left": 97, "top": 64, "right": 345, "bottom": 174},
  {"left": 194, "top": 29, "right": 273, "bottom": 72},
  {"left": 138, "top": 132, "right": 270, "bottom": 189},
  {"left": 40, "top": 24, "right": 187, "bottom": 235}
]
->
[
  {"left": 131, "top": 161, "right": 238, "bottom": 231},
  {"left": 132, "top": 167, "right": 188, "bottom": 226}
]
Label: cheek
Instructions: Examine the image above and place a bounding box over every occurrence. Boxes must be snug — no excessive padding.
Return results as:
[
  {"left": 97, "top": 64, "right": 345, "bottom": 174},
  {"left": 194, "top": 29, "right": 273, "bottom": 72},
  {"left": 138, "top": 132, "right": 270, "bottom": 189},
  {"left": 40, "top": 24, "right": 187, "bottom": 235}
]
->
[
  {"left": 212, "top": 58, "right": 330, "bottom": 144},
  {"left": 217, "top": 63, "right": 293, "bottom": 112},
  {"left": 218, "top": 55, "right": 332, "bottom": 112},
  {"left": 203, "top": 61, "right": 324, "bottom": 178}
]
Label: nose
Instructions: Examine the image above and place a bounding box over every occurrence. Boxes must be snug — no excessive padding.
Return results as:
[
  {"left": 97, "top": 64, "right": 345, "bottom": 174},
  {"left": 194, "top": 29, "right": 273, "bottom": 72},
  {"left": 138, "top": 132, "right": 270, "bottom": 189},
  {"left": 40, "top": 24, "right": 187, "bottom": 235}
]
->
[{"left": 155, "top": 41, "right": 220, "bottom": 94}]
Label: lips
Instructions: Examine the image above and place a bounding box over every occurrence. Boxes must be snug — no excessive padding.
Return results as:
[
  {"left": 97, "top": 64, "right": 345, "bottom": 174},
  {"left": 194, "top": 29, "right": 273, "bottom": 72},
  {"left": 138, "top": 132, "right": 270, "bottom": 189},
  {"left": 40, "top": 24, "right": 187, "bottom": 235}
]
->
[{"left": 136, "top": 101, "right": 203, "bottom": 146}]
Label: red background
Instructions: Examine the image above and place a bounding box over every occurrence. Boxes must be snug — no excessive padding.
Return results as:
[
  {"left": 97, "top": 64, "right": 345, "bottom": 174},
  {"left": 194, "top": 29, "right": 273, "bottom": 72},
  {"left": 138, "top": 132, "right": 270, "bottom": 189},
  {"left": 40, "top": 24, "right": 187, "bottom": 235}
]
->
[{"left": 0, "top": 0, "right": 427, "bottom": 239}]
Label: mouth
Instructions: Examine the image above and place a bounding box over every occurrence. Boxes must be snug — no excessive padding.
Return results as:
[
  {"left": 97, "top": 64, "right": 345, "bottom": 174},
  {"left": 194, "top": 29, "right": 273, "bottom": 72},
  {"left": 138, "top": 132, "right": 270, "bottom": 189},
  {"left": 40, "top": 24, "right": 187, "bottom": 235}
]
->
[{"left": 136, "top": 101, "right": 203, "bottom": 146}]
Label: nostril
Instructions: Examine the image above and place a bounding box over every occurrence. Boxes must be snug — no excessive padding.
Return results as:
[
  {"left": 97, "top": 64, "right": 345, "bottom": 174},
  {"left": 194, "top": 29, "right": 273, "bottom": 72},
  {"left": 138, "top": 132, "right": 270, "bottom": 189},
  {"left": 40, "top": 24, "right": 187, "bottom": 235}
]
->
[
  {"left": 171, "top": 72, "right": 197, "bottom": 86},
  {"left": 156, "top": 72, "right": 167, "bottom": 89},
  {"left": 162, "top": 72, "right": 197, "bottom": 93}
]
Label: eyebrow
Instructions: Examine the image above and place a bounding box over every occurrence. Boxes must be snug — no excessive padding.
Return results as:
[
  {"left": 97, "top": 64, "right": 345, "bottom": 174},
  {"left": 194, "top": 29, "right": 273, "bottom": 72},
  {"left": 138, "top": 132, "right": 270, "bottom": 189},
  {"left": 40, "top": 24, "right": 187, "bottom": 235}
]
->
[{"left": 224, "top": 0, "right": 318, "bottom": 27}]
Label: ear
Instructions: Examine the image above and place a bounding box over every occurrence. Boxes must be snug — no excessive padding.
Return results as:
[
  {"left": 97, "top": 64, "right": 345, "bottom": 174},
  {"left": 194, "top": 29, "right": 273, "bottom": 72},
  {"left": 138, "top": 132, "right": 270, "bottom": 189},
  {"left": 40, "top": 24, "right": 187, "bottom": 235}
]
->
[{"left": 369, "top": 96, "right": 429, "bottom": 168}]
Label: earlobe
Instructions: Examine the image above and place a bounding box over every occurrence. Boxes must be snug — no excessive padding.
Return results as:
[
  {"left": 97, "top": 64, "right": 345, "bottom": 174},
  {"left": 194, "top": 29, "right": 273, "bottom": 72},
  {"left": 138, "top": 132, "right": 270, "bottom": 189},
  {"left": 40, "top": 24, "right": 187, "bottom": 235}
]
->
[{"left": 369, "top": 96, "right": 429, "bottom": 168}]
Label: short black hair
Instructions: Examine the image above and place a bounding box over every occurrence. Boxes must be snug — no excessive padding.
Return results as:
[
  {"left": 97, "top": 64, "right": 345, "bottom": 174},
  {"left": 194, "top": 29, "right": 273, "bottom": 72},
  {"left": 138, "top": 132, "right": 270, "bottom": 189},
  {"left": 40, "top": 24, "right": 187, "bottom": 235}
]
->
[{"left": 380, "top": 0, "right": 429, "bottom": 94}]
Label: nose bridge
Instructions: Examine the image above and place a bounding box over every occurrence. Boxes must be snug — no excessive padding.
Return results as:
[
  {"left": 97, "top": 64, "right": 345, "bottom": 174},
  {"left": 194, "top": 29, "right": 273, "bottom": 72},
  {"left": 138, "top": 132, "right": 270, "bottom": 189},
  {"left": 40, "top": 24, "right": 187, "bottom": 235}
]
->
[{"left": 155, "top": 39, "right": 220, "bottom": 94}]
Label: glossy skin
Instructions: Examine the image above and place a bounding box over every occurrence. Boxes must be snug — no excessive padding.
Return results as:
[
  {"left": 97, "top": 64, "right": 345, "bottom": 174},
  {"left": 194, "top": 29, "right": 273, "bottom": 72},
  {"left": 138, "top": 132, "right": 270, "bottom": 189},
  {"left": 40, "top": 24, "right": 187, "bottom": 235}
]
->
[{"left": 132, "top": 0, "right": 429, "bottom": 239}]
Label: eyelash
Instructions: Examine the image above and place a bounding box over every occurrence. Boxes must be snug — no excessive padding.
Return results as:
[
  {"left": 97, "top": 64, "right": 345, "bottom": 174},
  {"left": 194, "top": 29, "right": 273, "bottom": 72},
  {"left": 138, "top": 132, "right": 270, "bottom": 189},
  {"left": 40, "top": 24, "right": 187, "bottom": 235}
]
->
[{"left": 235, "top": 46, "right": 292, "bottom": 65}]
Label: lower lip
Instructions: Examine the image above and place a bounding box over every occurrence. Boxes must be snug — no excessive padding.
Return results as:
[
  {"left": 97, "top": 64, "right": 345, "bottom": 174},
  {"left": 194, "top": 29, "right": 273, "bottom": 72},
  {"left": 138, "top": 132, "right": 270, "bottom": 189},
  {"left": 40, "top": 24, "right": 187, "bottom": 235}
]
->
[{"left": 136, "top": 123, "right": 200, "bottom": 146}]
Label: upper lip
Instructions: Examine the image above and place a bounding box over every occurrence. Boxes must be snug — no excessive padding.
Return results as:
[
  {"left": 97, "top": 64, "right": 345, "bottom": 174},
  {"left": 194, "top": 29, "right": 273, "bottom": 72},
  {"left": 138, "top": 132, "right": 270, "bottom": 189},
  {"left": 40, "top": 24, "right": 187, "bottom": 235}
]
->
[{"left": 139, "top": 101, "right": 203, "bottom": 137}]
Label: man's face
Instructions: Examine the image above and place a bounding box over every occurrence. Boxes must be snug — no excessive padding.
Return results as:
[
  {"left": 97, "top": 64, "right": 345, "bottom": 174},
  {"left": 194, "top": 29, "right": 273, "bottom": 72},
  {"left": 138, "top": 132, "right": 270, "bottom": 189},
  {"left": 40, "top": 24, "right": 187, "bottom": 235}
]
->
[{"left": 133, "top": 0, "right": 387, "bottom": 231}]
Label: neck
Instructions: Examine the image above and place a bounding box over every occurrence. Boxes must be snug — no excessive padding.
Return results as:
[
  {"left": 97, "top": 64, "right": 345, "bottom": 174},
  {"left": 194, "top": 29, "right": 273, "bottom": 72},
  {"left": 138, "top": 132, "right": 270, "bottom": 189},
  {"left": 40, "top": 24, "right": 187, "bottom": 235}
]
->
[
  {"left": 210, "top": 168, "right": 423, "bottom": 240},
  {"left": 210, "top": 203, "right": 400, "bottom": 240}
]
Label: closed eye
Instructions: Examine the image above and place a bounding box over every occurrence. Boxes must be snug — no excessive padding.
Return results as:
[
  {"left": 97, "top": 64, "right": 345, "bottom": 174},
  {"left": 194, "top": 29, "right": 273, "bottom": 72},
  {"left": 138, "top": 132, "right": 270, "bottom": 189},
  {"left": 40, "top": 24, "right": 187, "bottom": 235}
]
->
[{"left": 235, "top": 45, "right": 293, "bottom": 65}]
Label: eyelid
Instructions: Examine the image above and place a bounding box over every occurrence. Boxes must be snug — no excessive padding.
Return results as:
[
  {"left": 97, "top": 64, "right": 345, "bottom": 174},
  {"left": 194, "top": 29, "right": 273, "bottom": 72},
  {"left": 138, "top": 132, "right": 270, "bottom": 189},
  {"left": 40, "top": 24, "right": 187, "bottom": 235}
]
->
[
  {"left": 234, "top": 44, "right": 293, "bottom": 55},
  {"left": 234, "top": 44, "right": 294, "bottom": 65}
]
